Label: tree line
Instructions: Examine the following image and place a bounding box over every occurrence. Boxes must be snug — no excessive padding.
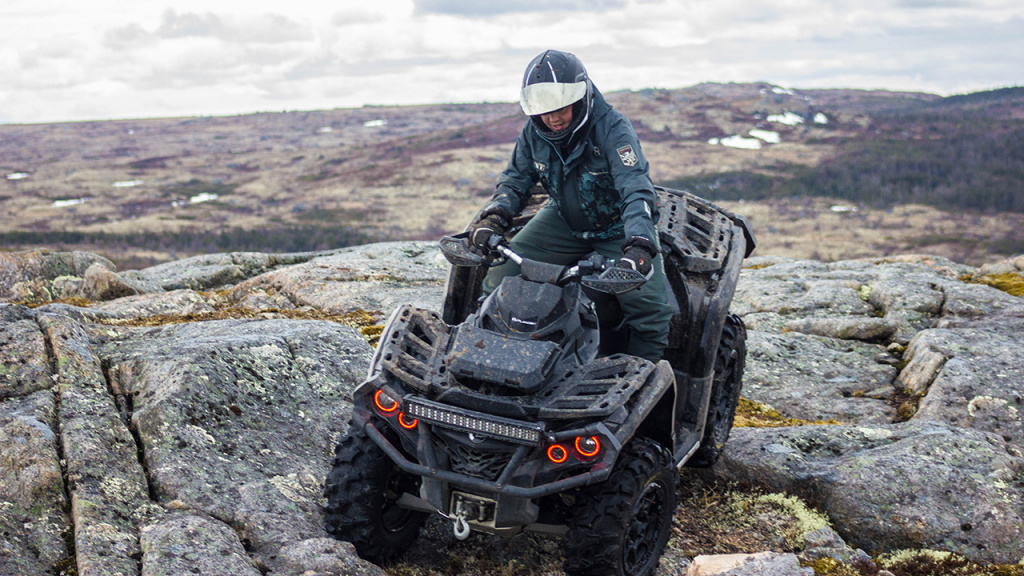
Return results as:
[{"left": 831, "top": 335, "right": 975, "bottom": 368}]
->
[{"left": 1, "top": 225, "right": 373, "bottom": 266}]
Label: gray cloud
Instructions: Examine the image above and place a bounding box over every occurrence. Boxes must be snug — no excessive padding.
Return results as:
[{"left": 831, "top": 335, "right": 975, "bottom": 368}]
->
[
  {"left": 414, "top": 0, "right": 626, "bottom": 16},
  {"left": 894, "top": 0, "right": 973, "bottom": 7},
  {"left": 142, "top": 10, "right": 313, "bottom": 44},
  {"left": 618, "top": 12, "right": 1024, "bottom": 95},
  {"left": 3, "top": 0, "right": 1023, "bottom": 124},
  {"left": 156, "top": 10, "right": 222, "bottom": 39},
  {"left": 330, "top": 8, "right": 388, "bottom": 27},
  {"left": 103, "top": 23, "right": 153, "bottom": 50}
]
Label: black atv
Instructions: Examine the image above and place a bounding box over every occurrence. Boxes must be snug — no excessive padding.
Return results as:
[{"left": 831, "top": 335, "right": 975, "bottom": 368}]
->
[{"left": 324, "top": 186, "right": 755, "bottom": 576}]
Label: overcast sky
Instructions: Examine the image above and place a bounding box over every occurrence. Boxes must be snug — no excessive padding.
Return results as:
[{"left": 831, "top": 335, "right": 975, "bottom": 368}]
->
[{"left": 2, "top": 0, "right": 1022, "bottom": 125}]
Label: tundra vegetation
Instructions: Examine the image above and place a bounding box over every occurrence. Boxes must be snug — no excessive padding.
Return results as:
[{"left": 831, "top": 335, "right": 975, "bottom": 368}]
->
[{"left": 2, "top": 84, "right": 1023, "bottom": 269}]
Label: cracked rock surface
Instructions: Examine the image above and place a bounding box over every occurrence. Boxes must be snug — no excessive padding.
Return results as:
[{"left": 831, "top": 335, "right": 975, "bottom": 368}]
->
[
  {"left": 721, "top": 254, "right": 1024, "bottom": 565},
  {"left": 2, "top": 244, "right": 1024, "bottom": 575}
]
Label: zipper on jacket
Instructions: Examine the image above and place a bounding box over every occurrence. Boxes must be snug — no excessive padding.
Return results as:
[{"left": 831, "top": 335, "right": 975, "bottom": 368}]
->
[{"left": 536, "top": 130, "right": 593, "bottom": 233}]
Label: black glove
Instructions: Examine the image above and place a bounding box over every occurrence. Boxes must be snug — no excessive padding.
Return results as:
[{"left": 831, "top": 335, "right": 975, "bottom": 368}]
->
[
  {"left": 470, "top": 212, "right": 510, "bottom": 249},
  {"left": 619, "top": 236, "right": 657, "bottom": 277}
]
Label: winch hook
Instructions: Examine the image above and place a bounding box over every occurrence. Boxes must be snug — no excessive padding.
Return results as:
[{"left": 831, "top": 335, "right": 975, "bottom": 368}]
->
[{"left": 452, "top": 509, "right": 471, "bottom": 540}]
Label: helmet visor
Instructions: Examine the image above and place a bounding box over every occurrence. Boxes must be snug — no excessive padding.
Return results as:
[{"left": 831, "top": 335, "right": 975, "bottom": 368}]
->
[{"left": 520, "top": 80, "right": 588, "bottom": 116}]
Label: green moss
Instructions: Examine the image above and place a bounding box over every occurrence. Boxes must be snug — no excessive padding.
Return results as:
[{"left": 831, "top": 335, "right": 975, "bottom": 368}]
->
[
  {"left": 877, "top": 549, "right": 1023, "bottom": 576},
  {"left": 728, "top": 491, "right": 831, "bottom": 549},
  {"left": 734, "top": 397, "right": 842, "bottom": 428},
  {"left": 965, "top": 272, "right": 1024, "bottom": 297},
  {"left": 670, "top": 471, "right": 836, "bottom": 557},
  {"left": 362, "top": 325, "right": 384, "bottom": 347},
  {"left": 54, "top": 556, "right": 78, "bottom": 576},
  {"left": 891, "top": 389, "right": 927, "bottom": 423},
  {"left": 94, "top": 307, "right": 385, "bottom": 345},
  {"left": 801, "top": 556, "right": 863, "bottom": 576},
  {"left": 858, "top": 284, "right": 873, "bottom": 302}
]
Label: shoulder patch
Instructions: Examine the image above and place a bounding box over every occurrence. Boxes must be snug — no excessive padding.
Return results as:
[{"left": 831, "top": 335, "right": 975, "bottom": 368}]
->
[{"left": 616, "top": 145, "right": 638, "bottom": 167}]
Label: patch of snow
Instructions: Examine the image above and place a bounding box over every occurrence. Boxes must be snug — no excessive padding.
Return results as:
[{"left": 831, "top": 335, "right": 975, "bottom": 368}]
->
[
  {"left": 719, "top": 135, "right": 763, "bottom": 150},
  {"left": 749, "top": 129, "right": 781, "bottom": 144},
  {"left": 830, "top": 205, "right": 857, "bottom": 213},
  {"left": 6, "top": 172, "right": 29, "bottom": 180},
  {"left": 814, "top": 112, "right": 829, "bottom": 124},
  {"left": 707, "top": 138, "right": 720, "bottom": 145},
  {"left": 113, "top": 180, "right": 144, "bottom": 188},
  {"left": 53, "top": 198, "right": 87, "bottom": 208},
  {"left": 363, "top": 119, "right": 387, "bottom": 128},
  {"left": 771, "top": 86, "right": 795, "bottom": 95},
  {"left": 318, "top": 126, "right": 333, "bottom": 133},
  {"left": 189, "top": 193, "right": 218, "bottom": 204},
  {"left": 767, "top": 112, "right": 804, "bottom": 126},
  {"left": 856, "top": 427, "right": 894, "bottom": 440}
]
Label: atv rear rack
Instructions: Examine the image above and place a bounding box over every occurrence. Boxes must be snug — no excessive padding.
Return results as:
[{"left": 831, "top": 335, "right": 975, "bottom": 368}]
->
[{"left": 656, "top": 186, "right": 744, "bottom": 273}]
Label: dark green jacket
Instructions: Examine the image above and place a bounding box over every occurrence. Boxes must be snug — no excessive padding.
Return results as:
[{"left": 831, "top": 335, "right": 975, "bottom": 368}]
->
[{"left": 483, "top": 86, "right": 659, "bottom": 244}]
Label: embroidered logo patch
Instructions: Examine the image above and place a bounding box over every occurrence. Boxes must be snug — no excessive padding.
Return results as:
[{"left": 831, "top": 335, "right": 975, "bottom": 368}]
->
[
  {"left": 534, "top": 161, "right": 548, "bottom": 173},
  {"left": 617, "top": 145, "right": 638, "bottom": 167}
]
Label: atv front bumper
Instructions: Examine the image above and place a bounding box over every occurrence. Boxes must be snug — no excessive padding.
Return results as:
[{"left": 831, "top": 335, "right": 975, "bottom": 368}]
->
[{"left": 364, "top": 419, "right": 616, "bottom": 499}]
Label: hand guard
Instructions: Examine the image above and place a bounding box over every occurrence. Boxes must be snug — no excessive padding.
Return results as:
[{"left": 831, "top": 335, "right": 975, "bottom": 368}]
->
[
  {"left": 470, "top": 212, "right": 509, "bottom": 249},
  {"left": 618, "top": 236, "right": 657, "bottom": 278}
]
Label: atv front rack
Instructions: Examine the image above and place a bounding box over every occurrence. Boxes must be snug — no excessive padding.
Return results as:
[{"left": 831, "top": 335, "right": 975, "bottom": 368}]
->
[{"left": 374, "top": 305, "right": 657, "bottom": 421}]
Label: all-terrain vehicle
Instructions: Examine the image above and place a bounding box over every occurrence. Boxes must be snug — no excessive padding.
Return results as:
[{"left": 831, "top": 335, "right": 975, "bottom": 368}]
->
[{"left": 324, "top": 186, "right": 755, "bottom": 576}]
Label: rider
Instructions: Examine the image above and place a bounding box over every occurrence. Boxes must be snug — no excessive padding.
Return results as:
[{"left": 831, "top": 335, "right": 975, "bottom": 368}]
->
[{"left": 470, "top": 49, "right": 672, "bottom": 363}]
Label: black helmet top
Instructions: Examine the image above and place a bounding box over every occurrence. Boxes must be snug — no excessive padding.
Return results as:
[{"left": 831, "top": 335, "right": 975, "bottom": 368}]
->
[{"left": 520, "top": 49, "right": 593, "bottom": 145}]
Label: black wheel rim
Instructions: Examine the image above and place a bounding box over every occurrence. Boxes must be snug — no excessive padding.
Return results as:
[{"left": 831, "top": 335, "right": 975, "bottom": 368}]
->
[
  {"left": 623, "top": 479, "right": 667, "bottom": 574},
  {"left": 381, "top": 465, "right": 420, "bottom": 534}
]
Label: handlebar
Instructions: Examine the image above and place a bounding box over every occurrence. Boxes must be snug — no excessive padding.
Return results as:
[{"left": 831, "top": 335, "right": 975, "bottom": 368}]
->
[{"left": 439, "top": 233, "right": 647, "bottom": 295}]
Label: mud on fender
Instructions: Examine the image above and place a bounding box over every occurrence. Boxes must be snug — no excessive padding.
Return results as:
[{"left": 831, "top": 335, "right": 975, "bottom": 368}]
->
[{"left": 617, "top": 360, "right": 677, "bottom": 451}]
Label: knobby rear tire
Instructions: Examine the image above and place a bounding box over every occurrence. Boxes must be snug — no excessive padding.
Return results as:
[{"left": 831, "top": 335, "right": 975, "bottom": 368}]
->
[{"left": 686, "top": 312, "right": 747, "bottom": 468}]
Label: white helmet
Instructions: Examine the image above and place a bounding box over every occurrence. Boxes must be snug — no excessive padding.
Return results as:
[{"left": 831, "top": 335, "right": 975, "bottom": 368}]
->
[{"left": 520, "top": 49, "right": 593, "bottom": 144}]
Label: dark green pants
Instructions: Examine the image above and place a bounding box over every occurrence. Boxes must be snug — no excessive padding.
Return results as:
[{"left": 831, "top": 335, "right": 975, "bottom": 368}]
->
[{"left": 482, "top": 206, "right": 673, "bottom": 362}]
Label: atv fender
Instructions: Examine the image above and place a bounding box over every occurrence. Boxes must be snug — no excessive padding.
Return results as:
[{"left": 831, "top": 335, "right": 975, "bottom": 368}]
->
[{"left": 615, "top": 360, "right": 676, "bottom": 455}]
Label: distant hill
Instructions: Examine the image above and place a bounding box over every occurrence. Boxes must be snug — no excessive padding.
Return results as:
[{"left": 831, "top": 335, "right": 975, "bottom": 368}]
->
[
  {"left": 658, "top": 86, "right": 1024, "bottom": 213},
  {"left": 1, "top": 83, "right": 1022, "bottom": 267}
]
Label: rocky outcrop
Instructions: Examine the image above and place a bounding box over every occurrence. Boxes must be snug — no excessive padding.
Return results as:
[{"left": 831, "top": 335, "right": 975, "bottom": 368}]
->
[
  {"left": 1, "top": 243, "right": 432, "bottom": 576},
  {"left": 714, "top": 421, "right": 1023, "bottom": 563},
  {"left": 225, "top": 242, "right": 450, "bottom": 314},
  {"left": 719, "top": 254, "right": 1024, "bottom": 565},
  {"left": 2, "top": 244, "right": 1023, "bottom": 575},
  {"left": 0, "top": 250, "right": 117, "bottom": 303}
]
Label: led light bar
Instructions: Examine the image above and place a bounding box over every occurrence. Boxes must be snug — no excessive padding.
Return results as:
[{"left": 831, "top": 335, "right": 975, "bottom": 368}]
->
[{"left": 406, "top": 397, "right": 544, "bottom": 446}]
